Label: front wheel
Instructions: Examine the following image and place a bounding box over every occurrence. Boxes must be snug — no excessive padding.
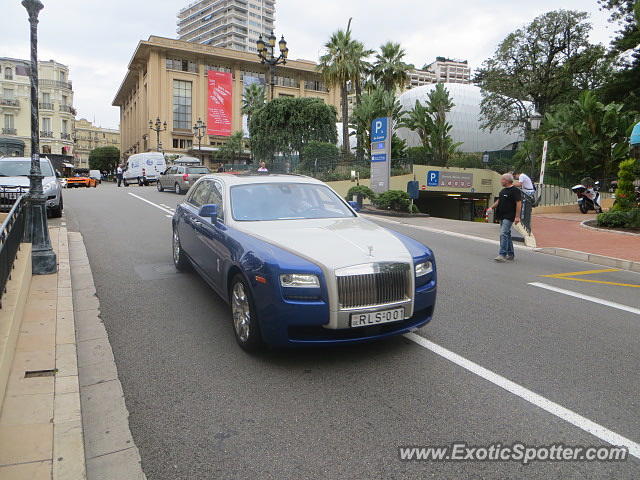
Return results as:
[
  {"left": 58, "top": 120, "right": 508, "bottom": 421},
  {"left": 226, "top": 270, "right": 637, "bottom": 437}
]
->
[
  {"left": 230, "top": 275, "right": 263, "bottom": 352},
  {"left": 579, "top": 202, "right": 589, "bottom": 214},
  {"left": 175, "top": 183, "right": 182, "bottom": 195},
  {"left": 50, "top": 198, "right": 63, "bottom": 218},
  {"left": 172, "top": 228, "right": 191, "bottom": 272},
  {"left": 157, "top": 181, "right": 164, "bottom": 192}
]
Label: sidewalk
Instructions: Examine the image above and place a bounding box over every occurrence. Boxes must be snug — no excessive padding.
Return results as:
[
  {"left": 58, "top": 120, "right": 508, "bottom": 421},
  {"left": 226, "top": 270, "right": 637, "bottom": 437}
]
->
[
  {"left": 533, "top": 213, "right": 640, "bottom": 263},
  {"left": 0, "top": 227, "right": 85, "bottom": 479}
]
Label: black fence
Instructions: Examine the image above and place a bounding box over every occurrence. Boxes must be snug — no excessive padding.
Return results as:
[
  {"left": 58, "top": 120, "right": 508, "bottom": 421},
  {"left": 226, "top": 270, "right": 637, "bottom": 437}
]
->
[
  {"left": 267, "top": 157, "right": 413, "bottom": 182},
  {"left": 0, "top": 190, "right": 27, "bottom": 308}
]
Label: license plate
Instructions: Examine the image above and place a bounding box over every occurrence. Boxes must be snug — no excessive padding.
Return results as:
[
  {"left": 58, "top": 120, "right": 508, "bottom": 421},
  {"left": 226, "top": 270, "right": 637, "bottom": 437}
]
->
[{"left": 350, "top": 307, "right": 404, "bottom": 328}]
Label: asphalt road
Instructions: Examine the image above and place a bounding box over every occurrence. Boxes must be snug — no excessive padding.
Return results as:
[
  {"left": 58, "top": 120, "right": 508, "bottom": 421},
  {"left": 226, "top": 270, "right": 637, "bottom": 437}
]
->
[{"left": 63, "top": 182, "right": 640, "bottom": 479}]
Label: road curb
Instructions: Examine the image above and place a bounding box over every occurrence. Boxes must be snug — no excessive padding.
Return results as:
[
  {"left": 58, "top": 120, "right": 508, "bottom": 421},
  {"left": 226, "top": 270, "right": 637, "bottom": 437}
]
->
[
  {"left": 534, "top": 247, "right": 640, "bottom": 273},
  {"left": 68, "top": 231, "right": 147, "bottom": 480},
  {"left": 580, "top": 219, "right": 640, "bottom": 237}
]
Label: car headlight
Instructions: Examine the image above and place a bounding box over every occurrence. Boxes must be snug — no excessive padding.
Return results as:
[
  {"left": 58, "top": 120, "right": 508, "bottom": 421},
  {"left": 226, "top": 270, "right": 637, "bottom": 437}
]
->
[
  {"left": 415, "top": 261, "right": 433, "bottom": 277},
  {"left": 43, "top": 182, "right": 54, "bottom": 191},
  {"left": 280, "top": 273, "right": 320, "bottom": 288}
]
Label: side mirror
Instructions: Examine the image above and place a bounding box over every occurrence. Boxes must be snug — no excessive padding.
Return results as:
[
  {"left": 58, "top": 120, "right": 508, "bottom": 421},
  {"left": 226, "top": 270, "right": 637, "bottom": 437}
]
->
[
  {"left": 348, "top": 201, "right": 361, "bottom": 212},
  {"left": 55, "top": 170, "right": 61, "bottom": 178},
  {"left": 199, "top": 204, "right": 219, "bottom": 222}
]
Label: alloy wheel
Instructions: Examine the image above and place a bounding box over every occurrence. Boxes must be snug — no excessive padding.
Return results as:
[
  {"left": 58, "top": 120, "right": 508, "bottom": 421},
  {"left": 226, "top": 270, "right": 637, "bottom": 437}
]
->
[{"left": 231, "top": 282, "right": 251, "bottom": 343}]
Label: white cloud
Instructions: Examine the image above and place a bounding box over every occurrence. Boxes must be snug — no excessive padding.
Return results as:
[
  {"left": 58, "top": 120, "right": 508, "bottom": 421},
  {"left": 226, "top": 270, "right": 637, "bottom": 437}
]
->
[{"left": 2, "top": 0, "right": 619, "bottom": 129}]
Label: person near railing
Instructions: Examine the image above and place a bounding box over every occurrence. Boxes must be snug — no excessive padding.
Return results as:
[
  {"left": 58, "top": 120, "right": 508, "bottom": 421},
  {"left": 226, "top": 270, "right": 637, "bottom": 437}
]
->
[{"left": 513, "top": 170, "right": 535, "bottom": 234}]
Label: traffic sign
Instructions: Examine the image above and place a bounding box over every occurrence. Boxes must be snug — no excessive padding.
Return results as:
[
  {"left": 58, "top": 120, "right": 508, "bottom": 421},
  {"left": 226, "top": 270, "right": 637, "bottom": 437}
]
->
[
  {"left": 427, "top": 170, "right": 440, "bottom": 187},
  {"left": 371, "top": 153, "right": 387, "bottom": 163},
  {"left": 371, "top": 117, "right": 388, "bottom": 142}
]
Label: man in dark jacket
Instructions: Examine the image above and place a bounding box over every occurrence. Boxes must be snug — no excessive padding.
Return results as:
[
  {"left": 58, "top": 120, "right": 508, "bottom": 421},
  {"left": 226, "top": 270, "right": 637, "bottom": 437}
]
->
[{"left": 488, "top": 173, "right": 522, "bottom": 262}]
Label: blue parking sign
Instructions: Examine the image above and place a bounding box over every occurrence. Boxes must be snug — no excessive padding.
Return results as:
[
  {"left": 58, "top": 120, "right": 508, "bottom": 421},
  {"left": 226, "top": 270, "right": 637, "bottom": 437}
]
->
[
  {"left": 371, "top": 117, "right": 388, "bottom": 142},
  {"left": 427, "top": 170, "right": 440, "bottom": 187}
]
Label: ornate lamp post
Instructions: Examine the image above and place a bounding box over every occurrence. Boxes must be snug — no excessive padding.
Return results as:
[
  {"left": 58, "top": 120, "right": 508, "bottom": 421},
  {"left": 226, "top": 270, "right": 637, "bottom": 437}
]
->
[
  {"left": 256, "top": 31, "right": 288, "bottom": 101},
  {"left": 149, "top": 117, "right": 167, "bottom": 152},
  {"left": 528, "top": 112, "right": 543, "bottom": 178},
  {"left": 193, "top": 118, "right": 206, "bottom": 164},
  {"left": 22, "top": 0, "right": 56, "bottom": 274}
]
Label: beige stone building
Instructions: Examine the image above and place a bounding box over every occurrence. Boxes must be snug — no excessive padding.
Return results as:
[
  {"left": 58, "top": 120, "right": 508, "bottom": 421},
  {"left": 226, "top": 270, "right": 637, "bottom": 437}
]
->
[
  {"left": 73, "top": 118, "right": 120, "bottom": 168},
  {"left": 113, "top": 36, "right": 339, "bottom": 167},
  {"left": 0, "top": 57, "right": 76, "bottom": 158}
]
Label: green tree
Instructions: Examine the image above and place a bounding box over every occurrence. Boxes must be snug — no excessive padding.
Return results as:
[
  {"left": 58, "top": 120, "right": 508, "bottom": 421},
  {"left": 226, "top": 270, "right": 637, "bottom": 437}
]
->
[
  {"left": 241, "top": 83, "right": 265, "bottom": 135},
  {"left": 475, "top": 10, "right": 613, "bottom": 132},
  {"left": 300, "top": 141, "right": 340, "bottom": 171},
  {"left": 542, "top": 91, "right": 638, "bottom": 180},
  {"left": 371, "top": 42, "right": 410, "bottom": 93},
  {"left": 249, "top": 97, "right": 337, "bottom": 161},
  {"left": 399, "top": 100, "right": 432, "bottom": 147},
  {"left": 319, "top": 29, "right": 357, "bottom": 155},
  {"left": 217, "top": 131, "right": 245, "bottom": 163},
  {"left": 88, "top": 146, "right": 120, "bottom": 172}
]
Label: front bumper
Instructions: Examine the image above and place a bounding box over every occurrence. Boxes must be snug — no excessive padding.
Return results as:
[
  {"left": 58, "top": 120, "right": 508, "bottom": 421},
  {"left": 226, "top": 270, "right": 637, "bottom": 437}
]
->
[{"left": 255, "top": 279, "right": 436, "bottom": 347}]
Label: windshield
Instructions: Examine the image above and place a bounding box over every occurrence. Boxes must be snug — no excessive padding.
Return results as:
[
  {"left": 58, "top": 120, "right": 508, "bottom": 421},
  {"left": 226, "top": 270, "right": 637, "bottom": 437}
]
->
[
  {"left": 186, "top": 167, "right": 210, "bottom": 174},
  {"left": 230, "top": 183, "right": 355, "bottom": 221},
  {"left": 0, "top": 160, "right": 54, "bottom": 177}
]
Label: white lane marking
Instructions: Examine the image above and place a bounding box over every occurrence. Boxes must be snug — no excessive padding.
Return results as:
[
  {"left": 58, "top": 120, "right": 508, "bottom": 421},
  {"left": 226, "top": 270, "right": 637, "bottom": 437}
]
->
[
  {"left": 404, "top": 332, "right": 640, "bottom": 459},
  {"left": 362, "top": 214, "right": 529, "bottom": 251},
  {"left": 529, "top": 282, "right": 640, "bottom": 316},
  {"left": 127, "top": 193, "right": 175, "bottom": 215}
]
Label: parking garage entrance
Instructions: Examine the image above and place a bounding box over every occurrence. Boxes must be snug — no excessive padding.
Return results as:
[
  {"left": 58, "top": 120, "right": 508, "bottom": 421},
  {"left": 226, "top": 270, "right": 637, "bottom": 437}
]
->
[{"left": 414, "top": 191, "right": 491, "bottom": 222}]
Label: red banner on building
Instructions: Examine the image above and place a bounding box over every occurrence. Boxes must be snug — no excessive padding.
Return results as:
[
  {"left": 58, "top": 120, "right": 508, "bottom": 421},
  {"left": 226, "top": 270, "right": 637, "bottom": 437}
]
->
[{"left": 207, "top": 71, "right": 233, "bottom": 136}]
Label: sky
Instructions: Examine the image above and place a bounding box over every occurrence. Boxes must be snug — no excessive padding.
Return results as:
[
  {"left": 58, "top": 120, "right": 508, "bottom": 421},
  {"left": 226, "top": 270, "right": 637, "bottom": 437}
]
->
[{"left": 2, "top": 0, "right": 621, "bottom": 130}]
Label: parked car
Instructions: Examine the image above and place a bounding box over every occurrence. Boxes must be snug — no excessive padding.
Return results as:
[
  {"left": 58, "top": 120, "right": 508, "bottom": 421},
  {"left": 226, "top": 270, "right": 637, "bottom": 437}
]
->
[
  {"left": 123, "top": 152, "right": 166, "bottom": 186},
  {"left": 157, "top": 165, "right": 211, "bottom": 194},
  {"left": 89, "top": 169, "right": 102, "bottom": 184},
  {"left": 0, "top": 156, "right": 63, "bottom": 217},
  {"left": 172, "top": 174, "right": 437, "bottom": 351}
]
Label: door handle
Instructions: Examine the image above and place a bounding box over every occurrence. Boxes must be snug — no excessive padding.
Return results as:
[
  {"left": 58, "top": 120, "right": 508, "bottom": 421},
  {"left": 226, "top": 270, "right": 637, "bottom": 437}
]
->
[{"left": 192, "top": 219, "right": 202, "bottom": 227}]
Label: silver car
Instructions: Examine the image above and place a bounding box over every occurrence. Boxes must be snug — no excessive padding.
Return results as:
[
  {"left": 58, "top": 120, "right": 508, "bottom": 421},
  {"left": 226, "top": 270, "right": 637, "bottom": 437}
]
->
[
  {"left": 157, "top": 165, "right": 211, "bottom": 195},
  {"left": 0, "top": 157, "right": 63, "bottom": 217}
]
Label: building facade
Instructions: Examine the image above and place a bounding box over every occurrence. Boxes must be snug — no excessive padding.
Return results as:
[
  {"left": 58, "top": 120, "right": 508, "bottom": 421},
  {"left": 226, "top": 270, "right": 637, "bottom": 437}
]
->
[
  {"left": 0, "top": 57, "right": 76, "bottom": 158},
  {"left": 113, "top": 36, "right": 339, "bottom": 167},
  {"left": 406, "top": 58, "right": 471, "bottom": 90},
  {"left": 177, "top": 0, "right": 275, "bottom": 53},
  {"left": 73, "top": 118, "right": 120, "bottom": 168}
]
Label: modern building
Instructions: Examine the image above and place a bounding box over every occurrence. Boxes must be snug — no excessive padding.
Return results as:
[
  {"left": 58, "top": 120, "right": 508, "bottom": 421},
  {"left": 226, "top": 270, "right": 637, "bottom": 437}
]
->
[
  {"left": 0, "top": 57, "right": 76, "bottom": 158},
  {"left": 397, "top": 83, "right": 523, "bottom": 153},
  {"left": 73, "top": 118, "right": 120, "bottom": 168},
  {"left": 113, "top": 36, "right": 339, "bottom": 167},
  {"left": 177, "top": 0, "right": 275, "bottom": 53},
  {"left": 405, "top": 58, "right": 471, "bottom": 90}
]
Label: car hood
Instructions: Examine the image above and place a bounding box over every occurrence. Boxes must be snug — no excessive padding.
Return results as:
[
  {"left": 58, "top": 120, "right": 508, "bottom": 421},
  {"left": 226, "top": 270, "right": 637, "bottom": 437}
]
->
[
  {"left": 0, "top": 176, "right": 56, "bottom": 188},
  {"left": 233, "top": 216, "right": 413, "bottom": 270}
]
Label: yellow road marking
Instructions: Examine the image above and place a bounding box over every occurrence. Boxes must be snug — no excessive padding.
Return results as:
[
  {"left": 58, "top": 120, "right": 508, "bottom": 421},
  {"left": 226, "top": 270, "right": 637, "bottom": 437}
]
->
[
  {"left": 541, "top": 269, "right": 621, "bottom": 278},
  {"left": 540, "top": 268, "right": 640, "bottom": 288}
]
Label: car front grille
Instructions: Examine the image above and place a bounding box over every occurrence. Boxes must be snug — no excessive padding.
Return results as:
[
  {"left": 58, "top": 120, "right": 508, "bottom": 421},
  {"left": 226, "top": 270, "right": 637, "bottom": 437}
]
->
[{"left": 336, "top": 263, "right": 410, "bottom": 309}]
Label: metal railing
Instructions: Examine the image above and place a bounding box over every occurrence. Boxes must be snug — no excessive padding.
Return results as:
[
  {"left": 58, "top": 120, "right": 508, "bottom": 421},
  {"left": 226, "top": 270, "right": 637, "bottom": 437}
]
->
[
  {"left": 59, "top": 105, "right": 76, "bottom": 114},
  {"left": 1, "top": 128, "right": 17, "bottom": 135},
  {"left": 39, "top": 79, "right": 72, "bottom": 90},
  {"left": 39, "top": 102, "right": 54, "bottom": 110},
  {"left": 0, "top": 99, "right": 19, "bottom": 107},
  {"left": 40, "top": 131, "right": 53, "bottom": 138},
  {"left": 0, "top": 190, "right": 27, "bottom": 309},
  {"left": 60, "top": 133, "right": 71, "bottom": 140}
]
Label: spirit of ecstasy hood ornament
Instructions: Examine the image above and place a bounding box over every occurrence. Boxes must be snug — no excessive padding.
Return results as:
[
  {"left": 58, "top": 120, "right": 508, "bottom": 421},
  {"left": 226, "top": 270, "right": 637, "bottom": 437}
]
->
[{"left": 368, "top": 245, "right": 374, "bottom": 257}]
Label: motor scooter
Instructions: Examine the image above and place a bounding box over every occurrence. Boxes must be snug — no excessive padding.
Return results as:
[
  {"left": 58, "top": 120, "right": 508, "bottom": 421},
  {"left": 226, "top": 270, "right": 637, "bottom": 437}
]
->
[{"left": 572, "top": 181, "right": 602, "bottom": 214}]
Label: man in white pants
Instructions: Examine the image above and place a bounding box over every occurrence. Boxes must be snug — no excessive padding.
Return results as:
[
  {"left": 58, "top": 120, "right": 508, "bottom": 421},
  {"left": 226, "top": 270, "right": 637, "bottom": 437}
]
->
[{"left": 514, "top": 171, "right": 536, "bottom": 233}]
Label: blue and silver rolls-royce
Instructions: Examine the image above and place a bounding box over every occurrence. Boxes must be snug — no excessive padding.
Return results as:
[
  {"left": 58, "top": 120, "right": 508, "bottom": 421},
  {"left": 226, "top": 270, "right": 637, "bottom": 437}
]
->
[{"left": 172, "top": 174, "right": 437, "bottom": 351}]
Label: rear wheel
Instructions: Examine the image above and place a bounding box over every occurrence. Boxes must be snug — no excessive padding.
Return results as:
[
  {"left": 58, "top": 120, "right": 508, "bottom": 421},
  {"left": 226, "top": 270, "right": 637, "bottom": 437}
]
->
[
  {"left": 50, "top": 197, "right": 63, "bottom": 218},
  {"left": 579, "top": 202, "right": 589, "bottom": 214},
  {"left": 172, "top": 228, "right": 191, "bottom": 272},
  {"left": 175, "top": 183, "right": 182, "bottom": 195},
  {"left": 157, "top": 181, "right": 164, "bottom": 192},
  {"left": 230, "top": 274, "right": 263, "bottom": 352}
]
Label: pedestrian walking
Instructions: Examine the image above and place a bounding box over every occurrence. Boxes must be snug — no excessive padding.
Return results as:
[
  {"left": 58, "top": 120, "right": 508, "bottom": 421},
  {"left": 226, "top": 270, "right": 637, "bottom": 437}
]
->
[
  {"left": 513, "top": 170, "right": 536, "bottom": 233},
  {"left": 116, "top": 164, "right": 124, "bottom": 187},
  {"left": 488, "top": 173, "right": 522, "bottom": 262}
]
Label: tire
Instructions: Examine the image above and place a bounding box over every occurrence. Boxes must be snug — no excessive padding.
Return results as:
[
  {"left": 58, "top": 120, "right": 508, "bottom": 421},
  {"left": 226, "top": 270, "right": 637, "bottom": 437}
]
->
[
  {"left": 123, "top": 180, "right": 128, "bottom": 187},
  {"left": 50, "top": 197, "right": 63, "bottom": 218},
  {"left": 157, "top": 181, "right": 164, "bottom": 192},
  {"left": 229, "top": 274, "right": 264, "bottom": 352},
  {"left": 138, "top": 177, "right": 143, "bottom": 187},
  {"left": 175, "top": 183, "right": 182, "bottom": 195},
  {"left": 172, "top": 228, "right": 191, "bottom": 272},
  {"left": 579, "top": 202, "right": 589, "bottom": 214}
]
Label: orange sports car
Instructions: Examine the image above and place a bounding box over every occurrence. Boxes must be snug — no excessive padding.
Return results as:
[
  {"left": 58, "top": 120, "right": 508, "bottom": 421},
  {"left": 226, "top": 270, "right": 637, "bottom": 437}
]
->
[{"left": 66, "top": 175, "right": 97, "bottom": 188}]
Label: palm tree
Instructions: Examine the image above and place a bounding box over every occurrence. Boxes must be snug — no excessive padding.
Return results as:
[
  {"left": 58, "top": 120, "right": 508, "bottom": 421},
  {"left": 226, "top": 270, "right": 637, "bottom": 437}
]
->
[
  {"left": 319, "top": 29, "right": 356, "bottom": 155},
  {"left": 350, "top": 40, "right": 374, "bottom": 160},
  {"left": 372, "top": 42, "right": 410, "bottom": 93},
  {"left": 399, "top": 100, "right": 433, "bottom": 148},
  {"left": 242, "top": 83, "right": 265, "bottom": 135}
]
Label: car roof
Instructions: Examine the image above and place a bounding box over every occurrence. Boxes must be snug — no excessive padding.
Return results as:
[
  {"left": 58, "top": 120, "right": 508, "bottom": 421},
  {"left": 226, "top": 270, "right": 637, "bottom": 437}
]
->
[
  {"left": 0, "top": 156, "right": 51, "bottom": 162},
  {"left": 203, "top": 173, "right": 324, "bottom": 186}
]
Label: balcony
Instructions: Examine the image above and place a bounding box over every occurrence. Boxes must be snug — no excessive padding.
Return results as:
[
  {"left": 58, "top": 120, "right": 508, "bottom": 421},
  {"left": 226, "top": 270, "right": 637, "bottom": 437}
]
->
[
  {"left": 39, "top": 102, "right": 54, "bottom": 110},
  {"left": 2, "top": 128, "right": 17, "bottom": 135},
  {"left": 0, "top": 99, "right": 19, "bottom": 107},
  {"left": 59, "top": 105, "right": 77, "bottom": 115},
  {"left": 40, "top": 131, "right": 53, "bottom": 138},
  {"left": 39, "top": 79, "right": 73, "bottom": 90},
  {"left": 61, "top": 132, "right": 71, "bottom": 140}
]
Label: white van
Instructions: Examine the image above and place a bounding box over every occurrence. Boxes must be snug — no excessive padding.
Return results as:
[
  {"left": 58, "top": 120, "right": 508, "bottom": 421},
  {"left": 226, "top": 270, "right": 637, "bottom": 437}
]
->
[
  {"left": 123, "top": 152, "right": 166, "bottom": 186},
  {"left": 89, "top": 170, "right": 102, "bottom": 183}
]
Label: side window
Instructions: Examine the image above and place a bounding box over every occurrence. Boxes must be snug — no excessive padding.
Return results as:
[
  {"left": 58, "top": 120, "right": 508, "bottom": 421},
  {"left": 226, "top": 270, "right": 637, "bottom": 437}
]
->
[
  {"left": 177, "top": 167, "right": 185, "bottom": 174},
  {"left": 187, "top": 180, "right": 210, "bottom": 208},
  {"left": 168, "top": 167, "right": 177, "bottom": 175},
  {"left": 206, "top": 181, "right": 224, "bottom": 222}
]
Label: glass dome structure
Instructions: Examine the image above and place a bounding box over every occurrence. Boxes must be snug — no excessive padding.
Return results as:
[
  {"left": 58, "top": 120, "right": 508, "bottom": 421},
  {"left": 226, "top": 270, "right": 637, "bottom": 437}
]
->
[{"left": 397, "top": 84, "right": 525, "bottom": 153}]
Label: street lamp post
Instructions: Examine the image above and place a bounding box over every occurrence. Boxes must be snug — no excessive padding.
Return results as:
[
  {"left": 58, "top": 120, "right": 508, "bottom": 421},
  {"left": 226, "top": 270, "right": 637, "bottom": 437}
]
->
[
  {"left": 22, "top": 0, "right": 56, "bottom": 275},
  {"left": 149, "top": 117, "right": 167, "bottom": 152},
  {"left": 256, "top": 31, "right": 289, "bottom": 101},
  {"left": 528, "top": 112, "right": 543, "bottom": 179},
  {"left": 193, "top": 118, "right": 206, "bottom": 165}
]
